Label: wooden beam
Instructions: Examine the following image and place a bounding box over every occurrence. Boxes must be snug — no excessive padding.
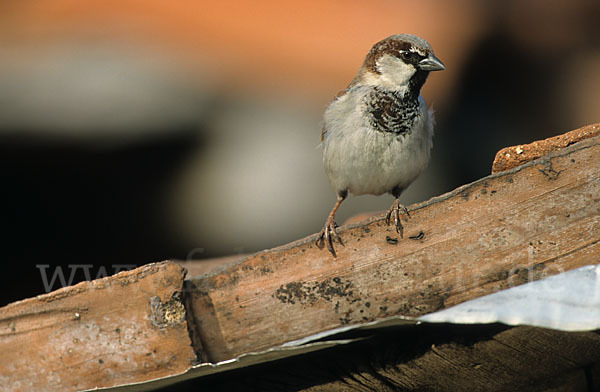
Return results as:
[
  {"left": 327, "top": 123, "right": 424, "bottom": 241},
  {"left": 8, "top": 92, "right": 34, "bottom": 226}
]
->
[
  {"left": 185, "top": 134, "right": 600, "bottom": 362},
  {"left": 0, "top": 262, "right": 196, "bottom": 391},
  {"left": 176, "top": 325, "right": 600, "bottom": 392}
]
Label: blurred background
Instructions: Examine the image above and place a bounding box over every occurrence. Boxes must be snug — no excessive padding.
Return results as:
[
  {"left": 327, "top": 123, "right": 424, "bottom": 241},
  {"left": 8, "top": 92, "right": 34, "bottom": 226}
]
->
[{"left": 1, "top": 0, "right": 599, "bottom": 305}]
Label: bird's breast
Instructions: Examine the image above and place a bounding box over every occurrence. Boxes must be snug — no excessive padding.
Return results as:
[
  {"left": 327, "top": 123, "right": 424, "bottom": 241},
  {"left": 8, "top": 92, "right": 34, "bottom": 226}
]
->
[
  {"left": 363, "top": 88, "right": 421, "bottom": 136},
  {"left": 322, "top": 89, "right": 433, "bottom": 196}
]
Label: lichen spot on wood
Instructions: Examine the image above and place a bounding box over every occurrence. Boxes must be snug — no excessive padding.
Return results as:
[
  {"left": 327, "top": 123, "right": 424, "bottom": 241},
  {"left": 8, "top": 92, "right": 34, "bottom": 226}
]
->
[{"left": 149, "top": 292, "right": 186, "bottom": 328}]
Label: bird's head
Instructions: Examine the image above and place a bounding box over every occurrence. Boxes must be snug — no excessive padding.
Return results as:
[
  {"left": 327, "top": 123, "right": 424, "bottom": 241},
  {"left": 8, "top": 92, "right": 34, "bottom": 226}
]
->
[{"left": 358, "top": 34, "right": 445, "bottom": 98}]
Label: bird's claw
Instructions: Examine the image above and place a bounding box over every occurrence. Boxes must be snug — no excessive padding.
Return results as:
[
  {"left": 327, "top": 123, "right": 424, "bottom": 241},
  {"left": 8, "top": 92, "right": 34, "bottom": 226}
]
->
[
  {"left": 316, "top": 220, "right": 343, "bottom": 257},
  {"left": 385, "top": 200, "right": 410, "bottom": 237}
]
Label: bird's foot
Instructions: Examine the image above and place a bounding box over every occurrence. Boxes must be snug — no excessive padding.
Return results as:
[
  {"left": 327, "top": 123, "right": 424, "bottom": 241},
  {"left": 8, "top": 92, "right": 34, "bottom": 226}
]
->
[
  {"left": 316, "top": 217, "right": 343, "bottom": 257},
  {"left": 385, "top": 199, "right": 410, "bottom": 237}
]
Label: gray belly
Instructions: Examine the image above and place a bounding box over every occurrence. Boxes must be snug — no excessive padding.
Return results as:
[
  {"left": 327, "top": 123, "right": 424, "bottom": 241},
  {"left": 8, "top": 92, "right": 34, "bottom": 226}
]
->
[{"left": 323, "top": 123, "right": 431, "bottom": 196}]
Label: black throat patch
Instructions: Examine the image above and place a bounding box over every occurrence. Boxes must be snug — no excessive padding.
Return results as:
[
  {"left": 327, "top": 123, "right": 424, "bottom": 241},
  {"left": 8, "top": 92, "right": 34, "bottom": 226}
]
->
[{"left": 364, "top": 87, "right": 421, "bottom": 136}]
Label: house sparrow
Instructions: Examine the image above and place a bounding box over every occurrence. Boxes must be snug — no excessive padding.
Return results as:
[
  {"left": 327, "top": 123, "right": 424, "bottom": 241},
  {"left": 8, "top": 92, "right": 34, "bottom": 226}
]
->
[{"left": 316, "top": 34, "right": 445, "bottom": 256}]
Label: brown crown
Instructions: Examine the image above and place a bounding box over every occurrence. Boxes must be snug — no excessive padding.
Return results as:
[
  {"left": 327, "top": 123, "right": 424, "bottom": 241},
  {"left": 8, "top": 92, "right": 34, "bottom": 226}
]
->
[{"left": 362, "top": 35, "right": 431, "bottom": 74}]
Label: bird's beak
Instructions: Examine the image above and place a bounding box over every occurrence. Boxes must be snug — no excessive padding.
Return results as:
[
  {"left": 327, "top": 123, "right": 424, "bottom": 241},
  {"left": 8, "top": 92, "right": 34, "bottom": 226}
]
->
[{"left": 418, "top": 53, "right": 445, "bottom": 71}]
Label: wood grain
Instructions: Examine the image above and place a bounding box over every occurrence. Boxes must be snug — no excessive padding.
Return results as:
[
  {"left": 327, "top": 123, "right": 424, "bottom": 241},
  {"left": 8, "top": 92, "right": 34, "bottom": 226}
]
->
[
  {"left": 0, "top": 262, "right": 196, "bottom": 391},
  {"left": 186, "top": 135, "right": 600, "bottom": 362}
]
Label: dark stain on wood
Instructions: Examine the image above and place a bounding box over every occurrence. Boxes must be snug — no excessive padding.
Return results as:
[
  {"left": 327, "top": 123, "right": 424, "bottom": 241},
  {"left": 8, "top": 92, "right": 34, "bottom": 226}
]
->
[
  {"left": 273, "top": 277, "right": 357, "bottom": 306},
  {"left": 537, "top": 161, "right": 562, "bottom": 180}
]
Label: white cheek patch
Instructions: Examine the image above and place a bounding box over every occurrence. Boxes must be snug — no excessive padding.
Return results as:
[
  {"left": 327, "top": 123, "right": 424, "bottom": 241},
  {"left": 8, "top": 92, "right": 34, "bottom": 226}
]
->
[{"left": 375, "top": 54, "right": 415, "bottom": 92}]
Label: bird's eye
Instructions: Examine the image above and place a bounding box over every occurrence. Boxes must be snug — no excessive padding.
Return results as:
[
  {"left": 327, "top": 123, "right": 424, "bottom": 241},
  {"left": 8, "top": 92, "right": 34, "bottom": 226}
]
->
[{"left": 399, "top": 51, "right": 413, "bottom": 62}]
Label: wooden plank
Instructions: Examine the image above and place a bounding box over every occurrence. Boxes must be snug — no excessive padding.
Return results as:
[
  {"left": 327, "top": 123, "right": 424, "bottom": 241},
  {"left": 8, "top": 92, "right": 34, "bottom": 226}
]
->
[
  {"left": 0, "top": 262, "right": 196, "bottom": 391},
  {"left": 186, "top": 325, "right": 600, "bottom": 392},
  {"left": 185, "top": 135, "right": 600, "bottom": 362}
]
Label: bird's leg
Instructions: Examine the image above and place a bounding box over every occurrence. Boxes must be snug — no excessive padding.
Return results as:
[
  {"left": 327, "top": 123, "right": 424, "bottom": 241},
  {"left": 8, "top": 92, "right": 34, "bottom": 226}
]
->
[
  {"left": 385, "top": 187, "right": 410, "bottom": 237},
  {"left": 316, "top": 191, "right": 347, "bottom": 257}
]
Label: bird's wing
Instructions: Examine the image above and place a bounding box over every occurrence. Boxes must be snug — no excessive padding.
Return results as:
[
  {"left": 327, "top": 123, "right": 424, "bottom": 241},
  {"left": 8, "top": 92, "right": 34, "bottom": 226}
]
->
[{"left": 321, "top": 88, "right": 350, "bottom": 142}]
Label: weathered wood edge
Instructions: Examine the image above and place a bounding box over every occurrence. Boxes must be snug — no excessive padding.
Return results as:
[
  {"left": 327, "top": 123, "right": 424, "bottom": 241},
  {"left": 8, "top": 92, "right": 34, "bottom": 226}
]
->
[{"left": 492, "top": 123, "right": 600, "bottom": 173}]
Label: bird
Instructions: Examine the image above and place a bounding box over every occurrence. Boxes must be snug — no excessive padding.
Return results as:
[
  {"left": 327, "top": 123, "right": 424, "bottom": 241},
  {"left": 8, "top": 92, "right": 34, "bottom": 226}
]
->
[{"left": 316, "top": 34, "right": 445, "bottom": 257}]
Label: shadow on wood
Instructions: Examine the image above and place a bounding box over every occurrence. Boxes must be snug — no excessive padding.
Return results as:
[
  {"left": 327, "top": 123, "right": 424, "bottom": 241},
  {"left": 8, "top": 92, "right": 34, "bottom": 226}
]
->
[{"left": 166, "top": 324, "right": 600, "bottom": 392}]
